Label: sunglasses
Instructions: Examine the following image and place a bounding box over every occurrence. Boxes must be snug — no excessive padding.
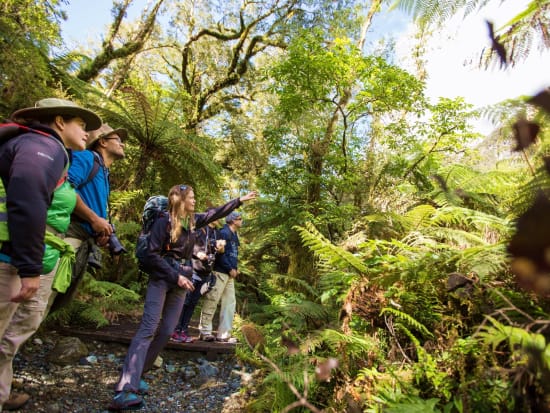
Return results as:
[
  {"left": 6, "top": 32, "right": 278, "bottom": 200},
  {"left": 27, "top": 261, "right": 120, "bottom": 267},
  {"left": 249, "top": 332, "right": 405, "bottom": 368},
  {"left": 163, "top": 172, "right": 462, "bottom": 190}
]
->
[
  {"left": 102, "top": 136, "right": 123, "bottom": 144},
  {"left": 179, "top": 185, "right": 188, "bottom": 191}
]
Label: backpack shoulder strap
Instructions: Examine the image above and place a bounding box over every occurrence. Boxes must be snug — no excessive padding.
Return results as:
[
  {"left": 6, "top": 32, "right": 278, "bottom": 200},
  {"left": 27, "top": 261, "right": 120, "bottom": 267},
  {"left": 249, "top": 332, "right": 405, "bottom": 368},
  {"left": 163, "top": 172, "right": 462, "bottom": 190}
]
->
[{"left": 77, "top": 151, "right": 102, "bottom": 189}]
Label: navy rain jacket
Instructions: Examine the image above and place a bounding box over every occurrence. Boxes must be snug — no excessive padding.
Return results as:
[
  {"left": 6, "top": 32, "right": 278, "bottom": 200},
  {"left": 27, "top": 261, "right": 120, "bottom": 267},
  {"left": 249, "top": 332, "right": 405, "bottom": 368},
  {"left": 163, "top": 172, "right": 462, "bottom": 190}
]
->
[{"left": 0, "top": 125, "right": 69, "bottom": 277}]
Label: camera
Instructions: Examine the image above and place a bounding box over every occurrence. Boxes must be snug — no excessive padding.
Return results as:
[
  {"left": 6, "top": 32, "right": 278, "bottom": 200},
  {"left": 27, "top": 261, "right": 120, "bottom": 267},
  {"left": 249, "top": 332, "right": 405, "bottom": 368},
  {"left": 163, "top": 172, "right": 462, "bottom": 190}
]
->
[{"left": 107, "top": 224, "right": 127, "bottom": 256}]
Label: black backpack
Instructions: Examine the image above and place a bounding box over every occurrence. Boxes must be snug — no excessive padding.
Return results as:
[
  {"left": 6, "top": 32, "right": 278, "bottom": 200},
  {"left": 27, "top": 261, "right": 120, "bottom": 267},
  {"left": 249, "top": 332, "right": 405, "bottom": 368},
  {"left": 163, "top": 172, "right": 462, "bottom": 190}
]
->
[{"left": 135, "top": 195, "right": 169, "bottom": 270}]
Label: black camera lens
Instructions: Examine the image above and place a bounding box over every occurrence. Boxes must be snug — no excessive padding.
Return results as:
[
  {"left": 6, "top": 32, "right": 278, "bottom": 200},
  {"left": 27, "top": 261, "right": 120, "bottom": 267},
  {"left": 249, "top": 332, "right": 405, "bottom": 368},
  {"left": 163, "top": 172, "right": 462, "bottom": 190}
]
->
[{"left": 108, "top": 232, "right": 127, "bottom": 255}]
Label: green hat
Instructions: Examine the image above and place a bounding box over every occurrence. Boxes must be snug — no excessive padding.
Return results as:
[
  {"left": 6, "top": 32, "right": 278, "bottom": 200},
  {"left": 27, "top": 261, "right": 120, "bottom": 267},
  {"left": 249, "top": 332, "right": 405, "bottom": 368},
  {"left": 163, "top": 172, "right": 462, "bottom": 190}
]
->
[
  {"left": 11, "top": 98, "right": 102, "bottom": 131},
  {"left": 86, "top": 123, "right": 128, "bottom": 148}
]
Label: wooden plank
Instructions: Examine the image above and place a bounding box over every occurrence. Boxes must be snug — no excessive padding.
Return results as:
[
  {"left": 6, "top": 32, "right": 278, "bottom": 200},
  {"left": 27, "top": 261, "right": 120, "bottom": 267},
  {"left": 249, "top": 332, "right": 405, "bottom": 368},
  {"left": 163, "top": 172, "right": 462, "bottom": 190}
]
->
[{"left": 62, "top": 328, "right": 235, "bottom": 354}]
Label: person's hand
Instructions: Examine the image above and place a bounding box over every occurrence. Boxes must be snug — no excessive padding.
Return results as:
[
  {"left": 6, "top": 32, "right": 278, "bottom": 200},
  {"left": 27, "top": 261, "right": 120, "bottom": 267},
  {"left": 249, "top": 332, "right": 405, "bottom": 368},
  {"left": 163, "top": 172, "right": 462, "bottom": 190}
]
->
[
  {"left": 239, "top": 191, "right": 257, "bottom": 203},
  {"left": 11, "top": 276, "right": 40, "bottom": 302},
  {"left": 229, "top": 269, "right": 238, "bottom": 278},
  {"left": 95, "top": 234, "right": 109, "bottom": 247},
  {"left": 90, "top": 217, "right": 113, "bottom": 237},
  {"left": 196, "top": 251, "right": 207, "bottom": 260},
  {"left": 178, "top": 275, "right": 195, "bottom": 291},
  {"left": 216, "top": 239, "right": 226, "bottom": 253}
]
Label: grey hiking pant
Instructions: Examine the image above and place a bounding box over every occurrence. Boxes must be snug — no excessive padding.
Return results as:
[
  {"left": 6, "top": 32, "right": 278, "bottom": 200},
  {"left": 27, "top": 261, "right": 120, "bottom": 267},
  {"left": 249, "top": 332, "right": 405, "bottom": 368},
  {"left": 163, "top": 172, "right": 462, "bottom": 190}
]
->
[{"left": 115, "top": 277, "right": 187, "bottom": 392}]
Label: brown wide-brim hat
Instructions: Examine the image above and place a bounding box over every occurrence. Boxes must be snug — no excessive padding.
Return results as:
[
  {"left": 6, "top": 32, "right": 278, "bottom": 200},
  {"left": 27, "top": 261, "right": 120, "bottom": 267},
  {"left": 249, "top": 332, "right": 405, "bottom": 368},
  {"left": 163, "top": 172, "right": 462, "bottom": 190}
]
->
[
  {"left": 86, "top": 123, "right": 128, "bottom": 149},
  {"left": 11, "top": 98, "right": 102, "bottom": 132}
]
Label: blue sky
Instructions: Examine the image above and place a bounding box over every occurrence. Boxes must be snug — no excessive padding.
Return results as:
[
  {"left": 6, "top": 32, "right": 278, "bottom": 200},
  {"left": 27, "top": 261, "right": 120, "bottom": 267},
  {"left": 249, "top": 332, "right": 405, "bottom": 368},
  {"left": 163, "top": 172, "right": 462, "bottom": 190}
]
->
[{"left": 61, "top": 0, "right": 146, "bottom": 45}]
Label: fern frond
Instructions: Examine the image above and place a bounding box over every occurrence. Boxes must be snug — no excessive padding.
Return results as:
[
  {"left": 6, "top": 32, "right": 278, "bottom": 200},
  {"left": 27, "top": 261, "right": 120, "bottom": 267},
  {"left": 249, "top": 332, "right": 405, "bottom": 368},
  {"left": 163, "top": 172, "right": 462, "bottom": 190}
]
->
[
  {"left": 381, "top": 307, "right": 433, "bottom": 338},
  {"left": 455, "top": 243, "right": 508, "bottom": 278},
  {"left": 268, "top": 273, "right": 318, "bottom": 298},
  {"left": 319, "top": 328, "right": 381, "bottom": 358},
  {"left": 294, "top": 222, "right": 368, "bottom": 274},
  {"left": 478, "top": 316, "right": 547, "bottom": 355}
]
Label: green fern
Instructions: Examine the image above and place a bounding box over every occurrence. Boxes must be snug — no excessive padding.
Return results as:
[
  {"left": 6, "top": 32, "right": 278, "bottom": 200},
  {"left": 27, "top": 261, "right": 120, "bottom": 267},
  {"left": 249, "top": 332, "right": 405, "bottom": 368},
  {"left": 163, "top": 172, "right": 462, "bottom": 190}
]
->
[
  {"left": 319, "top": 328, "right": 381, "bottom": 358},
  {"left": 381, "top": 307, "right": 433, "bottom": 339},
  {"left": 294, "top": 222, "right": 368, "bottom": 274},
  {"left": 478, "top": 316, "right": 550, "bottom": 369}
]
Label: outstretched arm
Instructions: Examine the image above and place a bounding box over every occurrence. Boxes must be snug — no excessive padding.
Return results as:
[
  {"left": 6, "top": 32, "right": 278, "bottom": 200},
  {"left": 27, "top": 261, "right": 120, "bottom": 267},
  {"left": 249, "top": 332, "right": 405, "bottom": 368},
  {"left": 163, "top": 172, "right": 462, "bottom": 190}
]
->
[{"left": 239, "top": 191, "right": 258, "bottom": 203}]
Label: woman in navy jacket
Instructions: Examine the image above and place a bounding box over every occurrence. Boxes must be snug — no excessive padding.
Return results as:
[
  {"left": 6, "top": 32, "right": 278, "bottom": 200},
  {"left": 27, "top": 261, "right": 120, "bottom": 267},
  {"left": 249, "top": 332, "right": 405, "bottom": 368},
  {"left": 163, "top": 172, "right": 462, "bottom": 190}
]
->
[{"left": 111, "top": 184, "right": 256, "bottom": 410}]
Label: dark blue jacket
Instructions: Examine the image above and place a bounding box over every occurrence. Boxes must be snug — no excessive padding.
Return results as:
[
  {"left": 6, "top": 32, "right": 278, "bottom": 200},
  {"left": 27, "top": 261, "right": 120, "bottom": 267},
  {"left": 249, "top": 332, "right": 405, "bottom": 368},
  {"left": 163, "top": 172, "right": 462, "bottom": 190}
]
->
[
  {"left": 214, "top": 224, "right": 239, "bottom": 274},
  {"left": 145, "top": 198, "right": 241, "bottom": 285},
  {"left": 0, "top": 125, "right": 69, "bottom": 276}
]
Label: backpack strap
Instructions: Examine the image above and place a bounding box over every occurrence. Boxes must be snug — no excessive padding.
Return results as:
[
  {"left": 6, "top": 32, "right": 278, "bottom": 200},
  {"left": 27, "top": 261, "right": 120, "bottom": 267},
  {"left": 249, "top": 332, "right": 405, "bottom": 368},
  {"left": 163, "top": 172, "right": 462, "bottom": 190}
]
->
[{"left": 77, "top": 151, "right": 102, "bottom": 189}]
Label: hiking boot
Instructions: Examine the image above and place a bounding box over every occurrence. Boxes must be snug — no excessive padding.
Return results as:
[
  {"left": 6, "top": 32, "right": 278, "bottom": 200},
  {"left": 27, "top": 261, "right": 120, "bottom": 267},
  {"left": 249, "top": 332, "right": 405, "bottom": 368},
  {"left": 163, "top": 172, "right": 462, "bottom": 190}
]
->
[
  {"left": 109, "top": 391, "right": 143, "bottom": 411},
  {"left": 200, "top": 333, "right": 215, "bottom": 342},
  {"left": 3, "top": 392, "right": 30, "bottom": 410},
  {"left": 170, "top": 331, "right": 182, "bottom": 342},
  {"left": 138, "top": 379, "right": 149, "bottom": 395},
  {"left": 180, "top": 332, "right": 194, "bottom": 343}
]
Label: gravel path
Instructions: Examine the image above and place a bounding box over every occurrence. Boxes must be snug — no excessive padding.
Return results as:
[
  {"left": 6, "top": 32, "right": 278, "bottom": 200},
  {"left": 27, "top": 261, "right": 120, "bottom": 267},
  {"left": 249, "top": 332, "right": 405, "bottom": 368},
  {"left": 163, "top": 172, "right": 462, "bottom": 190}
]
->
[{"left": 11, "top": 330, "right": 253, "bottom": 412}]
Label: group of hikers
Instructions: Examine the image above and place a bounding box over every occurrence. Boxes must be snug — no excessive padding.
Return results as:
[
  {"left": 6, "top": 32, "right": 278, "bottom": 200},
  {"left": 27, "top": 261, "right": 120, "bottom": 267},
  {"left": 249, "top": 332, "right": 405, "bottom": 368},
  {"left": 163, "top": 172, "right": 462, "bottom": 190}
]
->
[{"left": 0, "top": 98, "right": 257, "bottom": 411}]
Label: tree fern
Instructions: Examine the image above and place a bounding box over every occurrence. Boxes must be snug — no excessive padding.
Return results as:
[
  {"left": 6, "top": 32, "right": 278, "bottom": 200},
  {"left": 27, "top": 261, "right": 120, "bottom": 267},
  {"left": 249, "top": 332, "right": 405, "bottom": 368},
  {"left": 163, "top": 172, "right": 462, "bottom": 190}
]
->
[{"left": 87, "top": 85, "right": 222, "bottom": 194}]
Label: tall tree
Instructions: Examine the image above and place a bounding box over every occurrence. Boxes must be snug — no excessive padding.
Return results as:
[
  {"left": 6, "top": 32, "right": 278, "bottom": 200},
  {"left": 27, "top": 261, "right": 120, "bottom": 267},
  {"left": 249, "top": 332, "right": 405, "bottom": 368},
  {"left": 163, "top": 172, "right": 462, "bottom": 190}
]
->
[{"left": 0, "top": 0, "right": 66, "bottom": 114}]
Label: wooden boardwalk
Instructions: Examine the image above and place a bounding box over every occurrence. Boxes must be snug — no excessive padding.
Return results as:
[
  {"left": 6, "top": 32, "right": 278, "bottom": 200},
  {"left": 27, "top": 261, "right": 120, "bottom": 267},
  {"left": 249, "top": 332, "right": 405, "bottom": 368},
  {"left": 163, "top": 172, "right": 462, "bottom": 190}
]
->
[{"left": 60, "top": 315, "right": 235, "bottom": 360}]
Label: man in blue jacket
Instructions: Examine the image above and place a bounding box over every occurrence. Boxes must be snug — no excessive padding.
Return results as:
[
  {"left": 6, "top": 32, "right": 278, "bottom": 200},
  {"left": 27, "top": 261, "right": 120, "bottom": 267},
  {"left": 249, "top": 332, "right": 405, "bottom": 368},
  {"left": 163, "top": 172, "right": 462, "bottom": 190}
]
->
[
  {"left": 50, "top": 123, "right": 126, "bottom": 311},
  {"left": 198, "top": 211, "right": 243, "bottom": 343}
]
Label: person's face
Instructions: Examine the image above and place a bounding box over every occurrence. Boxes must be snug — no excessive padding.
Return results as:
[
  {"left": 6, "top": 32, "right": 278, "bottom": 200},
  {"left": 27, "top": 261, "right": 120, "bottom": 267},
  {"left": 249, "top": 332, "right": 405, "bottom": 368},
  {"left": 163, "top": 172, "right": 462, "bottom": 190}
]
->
[
  {"left": 102, "top": 134, "right": 125, "bottom": 159},
  {"left": 59, "top": 117, "right": 88, "bottom": 150},
  {"left": 232, "top": 216, "right": 243, "bottom": 228},
  {"left": 181, "top": 189, "right": 195, "bottom": 214}
]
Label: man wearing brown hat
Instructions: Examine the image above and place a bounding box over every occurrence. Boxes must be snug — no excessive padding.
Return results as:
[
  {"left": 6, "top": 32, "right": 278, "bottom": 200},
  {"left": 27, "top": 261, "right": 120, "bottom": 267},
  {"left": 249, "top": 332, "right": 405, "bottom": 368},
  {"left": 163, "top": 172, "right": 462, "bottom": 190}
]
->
[{"left": 49, "top": 123, "right": 127, "bottom": 312}]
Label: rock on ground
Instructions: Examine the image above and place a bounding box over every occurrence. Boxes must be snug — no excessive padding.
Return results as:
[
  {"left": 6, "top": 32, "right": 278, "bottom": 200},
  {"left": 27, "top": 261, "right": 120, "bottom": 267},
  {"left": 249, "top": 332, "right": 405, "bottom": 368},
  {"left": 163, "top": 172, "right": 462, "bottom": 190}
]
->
[{"left": 11, "top": 331, "right": 252, "bottom": 412}]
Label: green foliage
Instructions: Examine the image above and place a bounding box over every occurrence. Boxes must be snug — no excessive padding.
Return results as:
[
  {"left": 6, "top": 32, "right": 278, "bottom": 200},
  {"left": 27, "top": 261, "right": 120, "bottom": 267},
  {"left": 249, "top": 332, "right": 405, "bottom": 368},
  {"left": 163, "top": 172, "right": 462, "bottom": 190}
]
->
[
  {"left": 265, "top": 291, "right": 330, "bottom": 333},
  {"left": 294, "top": 222, "right": 368, "bottom": 274},
  {"left": 478, "top": 317, "right": 550, "bottom": 370},
  {"left": 385, "top": 397, "right": 441, "bottom": 413},
  {"left": 381, "top": 308, "right": 433, "bottom": 339},
  {"left": 5, "top": 2, "right": 549, "bottom": 412},
  {"left": 318, "top": 328, "right": 382, "bottom": 370},
  {"left": 0, "top": 0, "right": 65, "bottom": 114},
  {"left": 87, "top": 85, "right": 222, "bottom": 195},
  {"left": 47, "top": 273, "right": 141, "bottom": 328}
]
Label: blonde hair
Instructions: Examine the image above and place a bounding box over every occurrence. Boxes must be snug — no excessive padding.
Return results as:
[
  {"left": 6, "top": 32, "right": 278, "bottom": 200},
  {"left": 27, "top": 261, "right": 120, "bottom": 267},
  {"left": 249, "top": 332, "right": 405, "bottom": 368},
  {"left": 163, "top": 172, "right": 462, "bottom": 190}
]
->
[{"left": 167, "top": 184, "right": 195, "bottom": 243}]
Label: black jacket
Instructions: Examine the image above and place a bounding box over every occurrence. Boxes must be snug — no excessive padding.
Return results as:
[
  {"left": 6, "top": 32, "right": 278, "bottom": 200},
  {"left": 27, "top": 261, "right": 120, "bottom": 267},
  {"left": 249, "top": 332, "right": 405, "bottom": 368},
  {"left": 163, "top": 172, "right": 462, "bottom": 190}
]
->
[
  {"left": 145, "top": 198, "right": 241, "bottom": 285},
  {"left": 192, "top": 225, "right": 221, "bottom": 277},
  {"left": 0, "top": 125, "right": 69, "bottom": 277}
]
